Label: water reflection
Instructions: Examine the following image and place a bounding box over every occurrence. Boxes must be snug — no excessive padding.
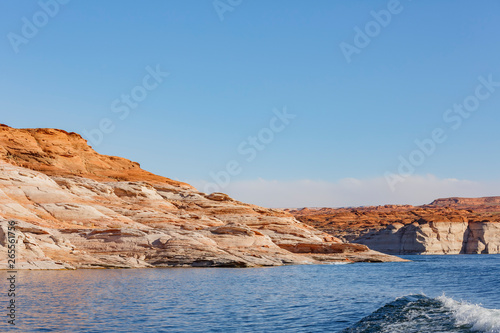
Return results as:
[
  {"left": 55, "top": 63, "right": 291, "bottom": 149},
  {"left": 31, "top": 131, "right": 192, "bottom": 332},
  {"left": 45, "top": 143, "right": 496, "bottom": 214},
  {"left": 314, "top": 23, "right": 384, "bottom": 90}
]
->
[{"left": 0, "top": 255, "right": 499, "bottom": 332}]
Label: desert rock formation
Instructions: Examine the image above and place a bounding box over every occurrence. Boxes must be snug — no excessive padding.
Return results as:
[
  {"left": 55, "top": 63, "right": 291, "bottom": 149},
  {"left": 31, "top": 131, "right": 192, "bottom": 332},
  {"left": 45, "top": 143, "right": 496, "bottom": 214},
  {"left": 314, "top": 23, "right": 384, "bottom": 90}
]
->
[
  {"left": 290, "top": 200, "right": 500, "bottom": 255},
  {"left": 0, "top": 125, "right": 404, "bottom": 269}
]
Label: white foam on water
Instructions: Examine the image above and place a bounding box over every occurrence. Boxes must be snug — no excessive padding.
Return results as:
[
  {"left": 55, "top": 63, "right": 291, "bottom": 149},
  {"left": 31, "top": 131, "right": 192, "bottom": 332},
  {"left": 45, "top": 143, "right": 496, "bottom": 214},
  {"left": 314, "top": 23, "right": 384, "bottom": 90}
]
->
[
  {"left": 438, "top": 295, "right": 500, "bottom": 333},
  {"left": 325, "top": 261, "right": 351, "bottom": 265}
]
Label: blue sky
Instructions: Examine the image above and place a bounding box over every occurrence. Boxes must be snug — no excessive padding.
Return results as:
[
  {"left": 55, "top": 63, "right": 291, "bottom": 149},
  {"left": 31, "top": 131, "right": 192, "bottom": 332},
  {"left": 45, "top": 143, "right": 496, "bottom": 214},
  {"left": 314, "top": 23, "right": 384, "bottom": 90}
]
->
[{"left": 1, "top": 0, "right": 499, "bottom": 207}]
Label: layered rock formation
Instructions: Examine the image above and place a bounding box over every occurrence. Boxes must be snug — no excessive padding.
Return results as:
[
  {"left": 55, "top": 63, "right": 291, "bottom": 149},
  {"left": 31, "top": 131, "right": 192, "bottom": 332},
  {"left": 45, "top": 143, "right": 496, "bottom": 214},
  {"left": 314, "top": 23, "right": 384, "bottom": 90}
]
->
[
  {"left": 0, "top": 125, "right": 403, "bottom": 269},
  {"left": 290, "top": 201, "right": 500, "bottom": 255},
  {"left": 426, "top": 196, "right": 500, "bottom": 212}
]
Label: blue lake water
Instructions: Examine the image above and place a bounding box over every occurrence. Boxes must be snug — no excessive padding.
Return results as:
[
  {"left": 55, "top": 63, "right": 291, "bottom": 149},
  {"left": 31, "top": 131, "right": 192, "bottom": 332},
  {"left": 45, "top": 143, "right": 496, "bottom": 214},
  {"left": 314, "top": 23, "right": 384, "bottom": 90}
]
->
[{"left": 1, "top": 255, "right": 500, "bottom": 332}]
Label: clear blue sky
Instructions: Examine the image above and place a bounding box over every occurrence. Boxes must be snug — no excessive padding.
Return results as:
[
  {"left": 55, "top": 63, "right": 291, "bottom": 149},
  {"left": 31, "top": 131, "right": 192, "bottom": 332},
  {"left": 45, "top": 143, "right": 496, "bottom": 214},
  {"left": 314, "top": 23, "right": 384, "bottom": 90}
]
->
[{"left": 1, "top": 0, "right": 499, "bottom": 207}]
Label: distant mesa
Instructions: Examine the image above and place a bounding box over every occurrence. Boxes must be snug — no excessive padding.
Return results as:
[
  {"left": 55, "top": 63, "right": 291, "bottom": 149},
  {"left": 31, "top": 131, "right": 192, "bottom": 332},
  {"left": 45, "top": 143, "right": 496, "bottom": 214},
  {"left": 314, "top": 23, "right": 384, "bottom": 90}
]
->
[{"left": 291, "top": 197, "right": 500, "bottom": 255}]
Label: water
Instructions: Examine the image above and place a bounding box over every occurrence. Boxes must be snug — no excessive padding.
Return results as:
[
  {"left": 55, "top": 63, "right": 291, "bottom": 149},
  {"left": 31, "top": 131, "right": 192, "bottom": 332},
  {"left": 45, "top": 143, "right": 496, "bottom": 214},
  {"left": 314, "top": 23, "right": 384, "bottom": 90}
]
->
[{"left": 1, "top": 255, "right": 499, "bottom": 332}]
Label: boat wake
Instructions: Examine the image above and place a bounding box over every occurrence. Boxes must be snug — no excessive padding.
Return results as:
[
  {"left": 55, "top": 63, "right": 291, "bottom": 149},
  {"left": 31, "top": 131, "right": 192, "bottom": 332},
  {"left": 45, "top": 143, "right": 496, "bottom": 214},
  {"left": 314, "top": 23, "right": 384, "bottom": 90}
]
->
[{"left": 341, "top": 294, "right": 500, "bottom": 333}]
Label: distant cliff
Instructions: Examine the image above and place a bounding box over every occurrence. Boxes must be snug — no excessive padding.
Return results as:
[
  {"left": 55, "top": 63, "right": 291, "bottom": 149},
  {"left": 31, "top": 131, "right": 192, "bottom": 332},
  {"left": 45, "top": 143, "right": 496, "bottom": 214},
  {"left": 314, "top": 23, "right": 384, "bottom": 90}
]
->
[
  {"left": 290, "top": 200, "right": 500, "bottom": 255},
  {"left": 427, "top": 196, "right": 500, "bottom": 212}
]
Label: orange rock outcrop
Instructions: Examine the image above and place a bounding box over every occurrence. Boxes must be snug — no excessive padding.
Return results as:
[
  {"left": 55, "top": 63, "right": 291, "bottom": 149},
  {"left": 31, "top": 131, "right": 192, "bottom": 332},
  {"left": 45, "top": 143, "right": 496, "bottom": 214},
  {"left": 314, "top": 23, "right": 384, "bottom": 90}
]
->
[{"left": 0, "top": 124, "right": 190, "bottom": 187}]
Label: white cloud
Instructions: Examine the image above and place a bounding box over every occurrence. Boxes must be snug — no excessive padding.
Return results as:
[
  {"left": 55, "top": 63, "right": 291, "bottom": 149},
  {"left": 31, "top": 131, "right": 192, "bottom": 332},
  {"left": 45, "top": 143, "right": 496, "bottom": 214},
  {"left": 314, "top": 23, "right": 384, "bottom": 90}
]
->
[{"left": 189, "top": 175, "right": 500, "bottom": 208}]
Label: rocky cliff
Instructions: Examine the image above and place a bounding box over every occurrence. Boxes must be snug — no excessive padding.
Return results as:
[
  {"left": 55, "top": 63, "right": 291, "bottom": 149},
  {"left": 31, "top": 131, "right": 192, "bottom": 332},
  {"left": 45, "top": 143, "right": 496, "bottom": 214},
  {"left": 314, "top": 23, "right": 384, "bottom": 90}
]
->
[
  {"left": 0, "top": 125, "right": 403, "bottom": 269},
  {"left": 290, "top": 201, "right": 500, "bottom": 255}
]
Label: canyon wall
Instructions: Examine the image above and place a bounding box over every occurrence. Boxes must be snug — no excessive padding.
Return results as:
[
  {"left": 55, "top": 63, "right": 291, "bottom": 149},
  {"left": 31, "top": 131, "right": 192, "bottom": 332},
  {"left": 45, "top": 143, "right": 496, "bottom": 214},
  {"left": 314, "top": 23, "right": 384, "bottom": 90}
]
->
[
  {"left": 291, "top": 203, "right": 500, "bottom": 255},
  {"left": 344, "top": 221, "right": 500, "bottom": 255}
]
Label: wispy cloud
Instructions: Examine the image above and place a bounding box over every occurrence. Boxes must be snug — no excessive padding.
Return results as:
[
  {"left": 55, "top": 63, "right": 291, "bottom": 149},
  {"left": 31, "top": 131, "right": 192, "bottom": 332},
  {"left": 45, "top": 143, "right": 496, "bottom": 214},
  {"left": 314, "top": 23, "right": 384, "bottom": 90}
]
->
[{"left": 191, "top": 175, "right": 500, "bottom": 208}]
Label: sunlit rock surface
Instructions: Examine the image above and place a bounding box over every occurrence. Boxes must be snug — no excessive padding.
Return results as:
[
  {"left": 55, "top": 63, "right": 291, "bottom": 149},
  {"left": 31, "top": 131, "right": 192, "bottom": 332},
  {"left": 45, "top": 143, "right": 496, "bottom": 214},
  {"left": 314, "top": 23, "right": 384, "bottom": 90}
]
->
[{"left": 0, "top": 125, "right": 404, "bottom": 269}]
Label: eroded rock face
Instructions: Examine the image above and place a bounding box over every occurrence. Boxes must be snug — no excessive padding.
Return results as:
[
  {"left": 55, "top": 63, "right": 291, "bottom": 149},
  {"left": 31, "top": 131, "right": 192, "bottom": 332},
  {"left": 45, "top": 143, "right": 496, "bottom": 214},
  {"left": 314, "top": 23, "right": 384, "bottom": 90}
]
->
[
  {"left": 290, "top": 203, "right": 500, "bottom": 255},
  {"left": 0, "top": 125, "right": 404, "bottom": 269}
]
